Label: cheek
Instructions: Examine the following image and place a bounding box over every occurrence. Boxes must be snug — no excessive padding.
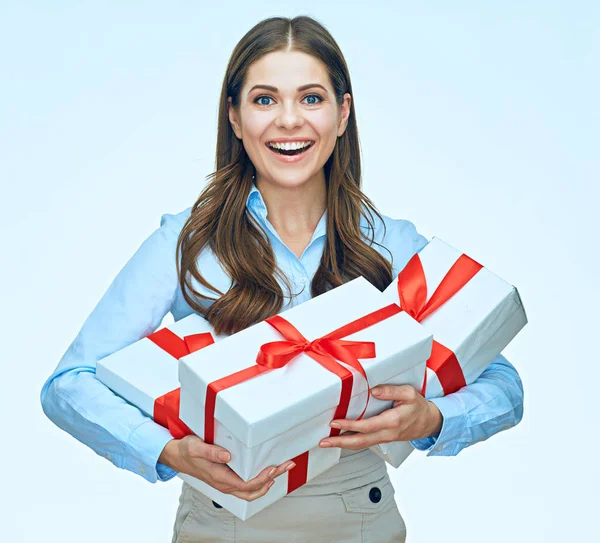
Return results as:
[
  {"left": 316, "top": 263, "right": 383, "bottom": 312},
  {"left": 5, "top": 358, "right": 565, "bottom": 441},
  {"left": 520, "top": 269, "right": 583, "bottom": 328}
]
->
[
  {"left": 312, "top": 110, "right": 340, "bottom": 142},
  {"left": 241, "top": 111, "right": 270, "bottom": 140}
]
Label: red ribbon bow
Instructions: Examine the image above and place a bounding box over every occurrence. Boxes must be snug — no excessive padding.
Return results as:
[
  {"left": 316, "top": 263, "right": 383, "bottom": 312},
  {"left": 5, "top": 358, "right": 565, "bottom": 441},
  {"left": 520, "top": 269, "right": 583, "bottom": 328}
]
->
[
  {"left": 397, "top": 251, "right": 483, "bottom": 396},
  {"left": 147, "top": 327, "right": 215, "bottom": 438}
]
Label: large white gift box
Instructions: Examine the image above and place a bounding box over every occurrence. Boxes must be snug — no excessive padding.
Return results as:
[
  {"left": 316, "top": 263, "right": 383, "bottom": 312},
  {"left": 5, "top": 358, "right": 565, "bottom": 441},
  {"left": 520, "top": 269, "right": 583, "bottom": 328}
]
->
[
  {"left": 370, "top": 237, "right": 527, "bottom": 467},
  {"left": 96, "top": 313, "right": 340, "bottom": 520},
  {"left": 178, "top": 276, "right": 433, "bottom": 482}
]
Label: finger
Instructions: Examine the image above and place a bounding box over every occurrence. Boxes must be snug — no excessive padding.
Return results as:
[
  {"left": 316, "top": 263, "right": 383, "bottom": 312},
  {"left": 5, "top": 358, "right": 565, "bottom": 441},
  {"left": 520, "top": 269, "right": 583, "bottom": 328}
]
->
[
  {"left": 235, "top": 460, "right": 296, "bottom": 493},
  {"left": 269, "top": 460, "right": 296, "bottom": 481},
  {"left": 371, "top": 384, "right": 420, "bottom": 403},
  {"left": 330, "top": 409, "right": 400, "bottom": 434},
  {"left": 232, "top": 479, "right": 276, "bottom": 502},
  {"left": 208, "top": 464, "right": 248, "bottom": 492},
  {"left": 320, "top": 429, "right": 391, "bottom": 450},
  {"left": 184, "top": 436, "right": 232, "bottom": 463}
]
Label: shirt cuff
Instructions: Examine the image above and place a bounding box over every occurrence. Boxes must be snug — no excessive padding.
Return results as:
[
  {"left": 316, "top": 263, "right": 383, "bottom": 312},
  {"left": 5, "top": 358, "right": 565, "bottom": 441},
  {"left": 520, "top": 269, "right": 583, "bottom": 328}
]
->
[
  {"left": 124, "top": 419, "right": 179, "bottom": 483},
  {"left": 409, "top": 394, "right": 468, "bottom": 456}
]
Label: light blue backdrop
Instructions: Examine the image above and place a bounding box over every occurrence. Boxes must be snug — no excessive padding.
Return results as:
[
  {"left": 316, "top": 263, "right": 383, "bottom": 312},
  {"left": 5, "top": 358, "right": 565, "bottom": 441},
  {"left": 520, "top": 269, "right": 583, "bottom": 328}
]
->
[{"left": 1, "top": 1, "right": 598, "bottom": 542}]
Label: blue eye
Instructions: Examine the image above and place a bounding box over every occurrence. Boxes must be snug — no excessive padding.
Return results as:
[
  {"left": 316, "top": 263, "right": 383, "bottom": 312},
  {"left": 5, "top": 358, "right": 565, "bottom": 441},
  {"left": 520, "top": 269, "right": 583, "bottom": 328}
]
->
[
  {"left": 255, "top": 96, "right": 274, "bottom": 106},
  {"left": 304, "top": 94, "right": 323, "bottom": 105}
]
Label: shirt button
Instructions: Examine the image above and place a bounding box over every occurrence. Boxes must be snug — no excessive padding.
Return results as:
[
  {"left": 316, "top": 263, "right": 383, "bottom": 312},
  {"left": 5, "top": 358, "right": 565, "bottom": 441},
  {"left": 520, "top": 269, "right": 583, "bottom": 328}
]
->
[
  {"left": 139, "top": 466, "right": 146, "bottom": 474},
  {"left": 369, "top": 487, "right": 382, "bottom": 503},
  {"left": 212, "top": 501, "right": 223, "bottom": 509}
]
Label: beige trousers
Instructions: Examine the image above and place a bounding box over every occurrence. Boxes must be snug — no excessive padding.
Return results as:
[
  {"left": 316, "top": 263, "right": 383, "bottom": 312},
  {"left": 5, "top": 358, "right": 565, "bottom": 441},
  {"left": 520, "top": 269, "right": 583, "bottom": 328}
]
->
[{"left": 171, "top": 449, "right": 407, "bottom": 542}]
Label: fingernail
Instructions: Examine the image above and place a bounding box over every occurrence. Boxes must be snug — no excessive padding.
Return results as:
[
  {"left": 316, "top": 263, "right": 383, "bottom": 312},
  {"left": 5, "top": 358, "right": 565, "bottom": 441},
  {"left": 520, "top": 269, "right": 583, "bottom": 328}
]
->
[
  {"left": 217, "top": 451, "right": 230, "bottom": 462},
  {"left": 268, "top": 480, "right": 275, "bottom": 488},
  {"left": 371, "top": 387, "right": 382, "bottom": 397},
  {"left": 320, "top": 441, "right": 331, "bottom": 448},
  {"left": 285, "top": 462, "right": 296, "bottom": 472},
  {"left": 329, "top": 421, "right": 341, "bottom": 429},
  {"left": 268, "top": 467, "right": 276, "bottom": 478}
]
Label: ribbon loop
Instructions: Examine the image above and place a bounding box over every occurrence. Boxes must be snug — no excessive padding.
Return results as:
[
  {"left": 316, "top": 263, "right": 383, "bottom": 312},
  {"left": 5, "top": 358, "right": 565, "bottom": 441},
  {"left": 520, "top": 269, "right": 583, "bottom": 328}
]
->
[{"left": 396, "top": 251, "right": 482, "bottom": 396}]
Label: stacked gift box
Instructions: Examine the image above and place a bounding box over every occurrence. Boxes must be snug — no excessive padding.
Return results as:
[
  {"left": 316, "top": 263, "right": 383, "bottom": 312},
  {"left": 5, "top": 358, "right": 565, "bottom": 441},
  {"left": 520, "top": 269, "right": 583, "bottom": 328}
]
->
[
  {"left": 95, "top": 237, "right": 527, "bottom": 520},
  {"left": 370, "top": 238, "right": 527, "bottom": 466}
]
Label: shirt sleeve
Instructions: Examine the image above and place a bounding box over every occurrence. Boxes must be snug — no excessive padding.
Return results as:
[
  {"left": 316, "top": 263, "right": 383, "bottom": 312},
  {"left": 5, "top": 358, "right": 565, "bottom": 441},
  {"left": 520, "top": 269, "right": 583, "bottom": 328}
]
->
[
  {"left": 39, "top": 212, "right": 187, "bottom": 483},
  {"left": 410, "top": 353, "right": 524, "bottom": 455},
  {"left": 382, "top": 217, "right": 525, "bottom": 456}
]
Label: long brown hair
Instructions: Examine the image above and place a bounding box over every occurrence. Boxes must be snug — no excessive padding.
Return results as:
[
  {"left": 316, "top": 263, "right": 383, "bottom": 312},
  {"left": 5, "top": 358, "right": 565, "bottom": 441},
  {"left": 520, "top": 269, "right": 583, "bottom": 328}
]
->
[{"left": 176, "top": 15, "right": 393, "bottom": 335}]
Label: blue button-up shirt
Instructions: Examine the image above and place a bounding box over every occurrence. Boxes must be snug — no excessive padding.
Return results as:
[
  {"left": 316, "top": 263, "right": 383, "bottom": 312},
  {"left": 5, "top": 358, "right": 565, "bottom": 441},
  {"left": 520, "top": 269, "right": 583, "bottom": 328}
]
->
[{"left": 40, "top": 183, "right": 524, "bottom": 483}]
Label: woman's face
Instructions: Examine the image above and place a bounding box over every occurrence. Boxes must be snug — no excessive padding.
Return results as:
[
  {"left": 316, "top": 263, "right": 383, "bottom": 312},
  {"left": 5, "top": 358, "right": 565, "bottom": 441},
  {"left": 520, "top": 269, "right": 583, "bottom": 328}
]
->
[{"left": 229, "top": 50, "right": 351, "bottom": 191}]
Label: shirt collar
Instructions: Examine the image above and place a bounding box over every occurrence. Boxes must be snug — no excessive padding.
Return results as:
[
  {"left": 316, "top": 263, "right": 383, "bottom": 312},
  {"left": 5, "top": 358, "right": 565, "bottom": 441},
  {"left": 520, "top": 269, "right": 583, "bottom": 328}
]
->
[
  {"left": 246, "top": 182, "right": 267, "bottom": 214},
  {"left": 246, "top": 182, "right": 328, "bottom": 243}
]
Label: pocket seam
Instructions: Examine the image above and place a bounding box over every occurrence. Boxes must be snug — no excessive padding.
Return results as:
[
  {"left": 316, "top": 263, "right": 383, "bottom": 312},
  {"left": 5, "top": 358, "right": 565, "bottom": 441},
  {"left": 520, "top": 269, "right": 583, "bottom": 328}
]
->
[{"left": 341, "top": 478, "right": 395, "bottom": 514}]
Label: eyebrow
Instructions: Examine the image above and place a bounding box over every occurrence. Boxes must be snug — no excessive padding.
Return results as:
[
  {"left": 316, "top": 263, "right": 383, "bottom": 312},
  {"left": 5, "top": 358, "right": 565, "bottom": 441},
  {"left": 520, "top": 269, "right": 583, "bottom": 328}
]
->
[{"left": 248, "top": 83, "right": 328, "bottom": 94}]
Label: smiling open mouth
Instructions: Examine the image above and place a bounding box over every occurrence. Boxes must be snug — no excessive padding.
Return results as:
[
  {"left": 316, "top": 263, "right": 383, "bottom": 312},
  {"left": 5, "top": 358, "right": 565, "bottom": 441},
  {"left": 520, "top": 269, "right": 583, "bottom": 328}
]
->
[{"left": 266, "top": 141, "right": 315, "bottom": 156}]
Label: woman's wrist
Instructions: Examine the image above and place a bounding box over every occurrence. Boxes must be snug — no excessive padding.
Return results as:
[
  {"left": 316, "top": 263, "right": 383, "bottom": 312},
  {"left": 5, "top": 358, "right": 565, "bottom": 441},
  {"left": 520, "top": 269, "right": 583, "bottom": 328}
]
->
[
  {"left": 158, "top": 438, "right": 181, "bottom": 470},
  {"left": 426, "top": 401, "right": 443, "bottom": 438}
]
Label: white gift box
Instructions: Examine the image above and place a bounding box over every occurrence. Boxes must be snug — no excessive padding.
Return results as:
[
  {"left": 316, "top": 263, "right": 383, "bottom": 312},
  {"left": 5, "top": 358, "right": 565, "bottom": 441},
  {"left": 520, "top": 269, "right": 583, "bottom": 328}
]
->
[
  {"left": 96, "top": 314, "right": 340, "bottom": 520},
  {"left": 179, "top": 276, "right": 433, "bottom": 482},
  {"left": 371, "top": 237, "right": 527, "bottom": 467},
  {"left": 96, "top": 313, "right": 221, "bottom": 420}
]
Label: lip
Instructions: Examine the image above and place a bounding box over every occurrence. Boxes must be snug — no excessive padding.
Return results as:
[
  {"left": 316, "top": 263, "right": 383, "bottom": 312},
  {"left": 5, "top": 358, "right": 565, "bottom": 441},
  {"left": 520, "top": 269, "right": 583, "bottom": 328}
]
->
[
  {"left": 265, "top": 141, "right": 316, "bottom": 163},
  {"left": 266, "top": 137, "right": 316, "bottom": 144}
]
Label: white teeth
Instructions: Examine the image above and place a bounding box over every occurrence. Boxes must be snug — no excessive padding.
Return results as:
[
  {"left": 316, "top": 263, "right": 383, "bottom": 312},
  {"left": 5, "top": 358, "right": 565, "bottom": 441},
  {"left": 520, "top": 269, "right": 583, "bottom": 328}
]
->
[{"left": 269, "top": 141, "right": 312, "bottom": 150}]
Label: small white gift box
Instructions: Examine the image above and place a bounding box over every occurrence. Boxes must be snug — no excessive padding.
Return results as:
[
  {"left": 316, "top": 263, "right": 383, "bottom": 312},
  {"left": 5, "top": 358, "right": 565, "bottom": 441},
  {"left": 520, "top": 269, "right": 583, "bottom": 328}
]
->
[
  {"left": 96, "top": 313, "right": 221, "bottom": 430},
  {"left": 370, "top": 238, "right": 527, "bottom": 467},
  {"left": 96, "top": 314, "right": 340, "bottom": 520},
  {"left": 178, "top": 277, "right": 433, "bottom": 482}
]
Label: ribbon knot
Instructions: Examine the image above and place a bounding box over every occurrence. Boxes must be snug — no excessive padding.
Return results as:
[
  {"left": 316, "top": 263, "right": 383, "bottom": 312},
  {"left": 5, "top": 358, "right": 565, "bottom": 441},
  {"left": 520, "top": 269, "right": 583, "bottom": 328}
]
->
[{"left": 257, "top": 314, "right": 378, "bottom": 374}]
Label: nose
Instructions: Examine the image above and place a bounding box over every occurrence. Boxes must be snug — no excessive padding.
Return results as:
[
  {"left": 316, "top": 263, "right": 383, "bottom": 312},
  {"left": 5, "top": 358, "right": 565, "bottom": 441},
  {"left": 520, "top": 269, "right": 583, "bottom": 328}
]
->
[{"left": 275, "top": 100, "right": 304, "bottom": 130}]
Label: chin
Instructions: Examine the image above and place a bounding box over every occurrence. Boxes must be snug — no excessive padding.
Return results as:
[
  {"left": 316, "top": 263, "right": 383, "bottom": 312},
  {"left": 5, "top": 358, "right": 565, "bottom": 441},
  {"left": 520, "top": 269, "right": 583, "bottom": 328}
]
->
[{"left": 263, "top": 170, "right": 319, "bottom": 189}]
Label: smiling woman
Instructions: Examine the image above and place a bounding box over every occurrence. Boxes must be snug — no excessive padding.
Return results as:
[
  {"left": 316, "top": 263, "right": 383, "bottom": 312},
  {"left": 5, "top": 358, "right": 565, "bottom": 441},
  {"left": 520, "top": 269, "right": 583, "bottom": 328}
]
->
[
  {"left": 40, "top": 14, "right": 524, "bottom": 543},
  {"left": 179, "top": 26, "right": 395, "bottom": 336}
]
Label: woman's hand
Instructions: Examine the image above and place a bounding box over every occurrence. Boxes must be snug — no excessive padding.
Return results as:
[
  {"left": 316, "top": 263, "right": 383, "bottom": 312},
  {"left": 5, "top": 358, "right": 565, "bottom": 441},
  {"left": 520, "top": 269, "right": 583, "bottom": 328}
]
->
[
  {"left": 159, "top": 435, "right": 295, "bottom": 502},
  {"left": 319, "top": 384, "right": 443, "bottom": 450}
]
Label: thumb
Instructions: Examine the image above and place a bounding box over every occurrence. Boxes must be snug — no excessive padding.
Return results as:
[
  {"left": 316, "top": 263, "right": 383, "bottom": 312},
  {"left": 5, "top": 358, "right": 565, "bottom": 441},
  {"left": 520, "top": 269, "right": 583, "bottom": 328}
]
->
[
  {"left": 186, "top": 435, "right": 231, "bottom": 463},
  {"left": 371, "top": 384, "right": 418, "bottom": 402}
]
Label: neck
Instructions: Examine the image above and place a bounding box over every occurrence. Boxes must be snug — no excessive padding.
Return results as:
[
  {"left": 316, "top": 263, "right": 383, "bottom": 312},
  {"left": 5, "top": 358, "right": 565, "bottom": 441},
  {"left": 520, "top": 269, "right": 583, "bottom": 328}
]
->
[{"left": 255, "top": 174, "right": 327, "bottom": 237}]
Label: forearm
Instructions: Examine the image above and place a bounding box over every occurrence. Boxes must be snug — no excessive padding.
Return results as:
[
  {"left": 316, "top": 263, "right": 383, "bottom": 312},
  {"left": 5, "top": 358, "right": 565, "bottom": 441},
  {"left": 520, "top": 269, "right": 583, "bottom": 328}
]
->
[{"left": 41, "top": 366, "right": 178, "bottom": 482}]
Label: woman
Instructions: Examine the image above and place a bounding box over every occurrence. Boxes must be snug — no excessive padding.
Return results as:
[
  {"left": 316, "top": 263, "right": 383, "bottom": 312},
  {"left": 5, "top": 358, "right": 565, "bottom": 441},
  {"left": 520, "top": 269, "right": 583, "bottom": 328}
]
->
[{"left": 40, "top": 15, "right": 524, "bottom": 542}]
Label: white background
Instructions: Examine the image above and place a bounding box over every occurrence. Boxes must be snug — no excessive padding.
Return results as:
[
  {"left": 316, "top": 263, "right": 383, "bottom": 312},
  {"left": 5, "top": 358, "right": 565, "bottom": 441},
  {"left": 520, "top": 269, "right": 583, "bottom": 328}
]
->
[{"left": 1, "top": 1, "right": 598, "bottom": 541}]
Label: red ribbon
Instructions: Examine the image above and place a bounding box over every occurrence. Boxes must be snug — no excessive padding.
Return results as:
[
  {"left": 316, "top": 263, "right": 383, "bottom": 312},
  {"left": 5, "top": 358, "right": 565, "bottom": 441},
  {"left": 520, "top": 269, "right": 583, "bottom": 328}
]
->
[
  {"left": 203, "top": 303, "right": 402, "bottom": 445},
  {"left": 147, "top": 327, "right": 215, "bottom": 438},
  {"left": 287, "top": 451, "right": 310, "bottom": 493},
  {"left": 396, "top": 252, "right": 483, "bottom": 396},
  {"left": 147, "top": 326, "right": 315, "bottom": 494}
]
